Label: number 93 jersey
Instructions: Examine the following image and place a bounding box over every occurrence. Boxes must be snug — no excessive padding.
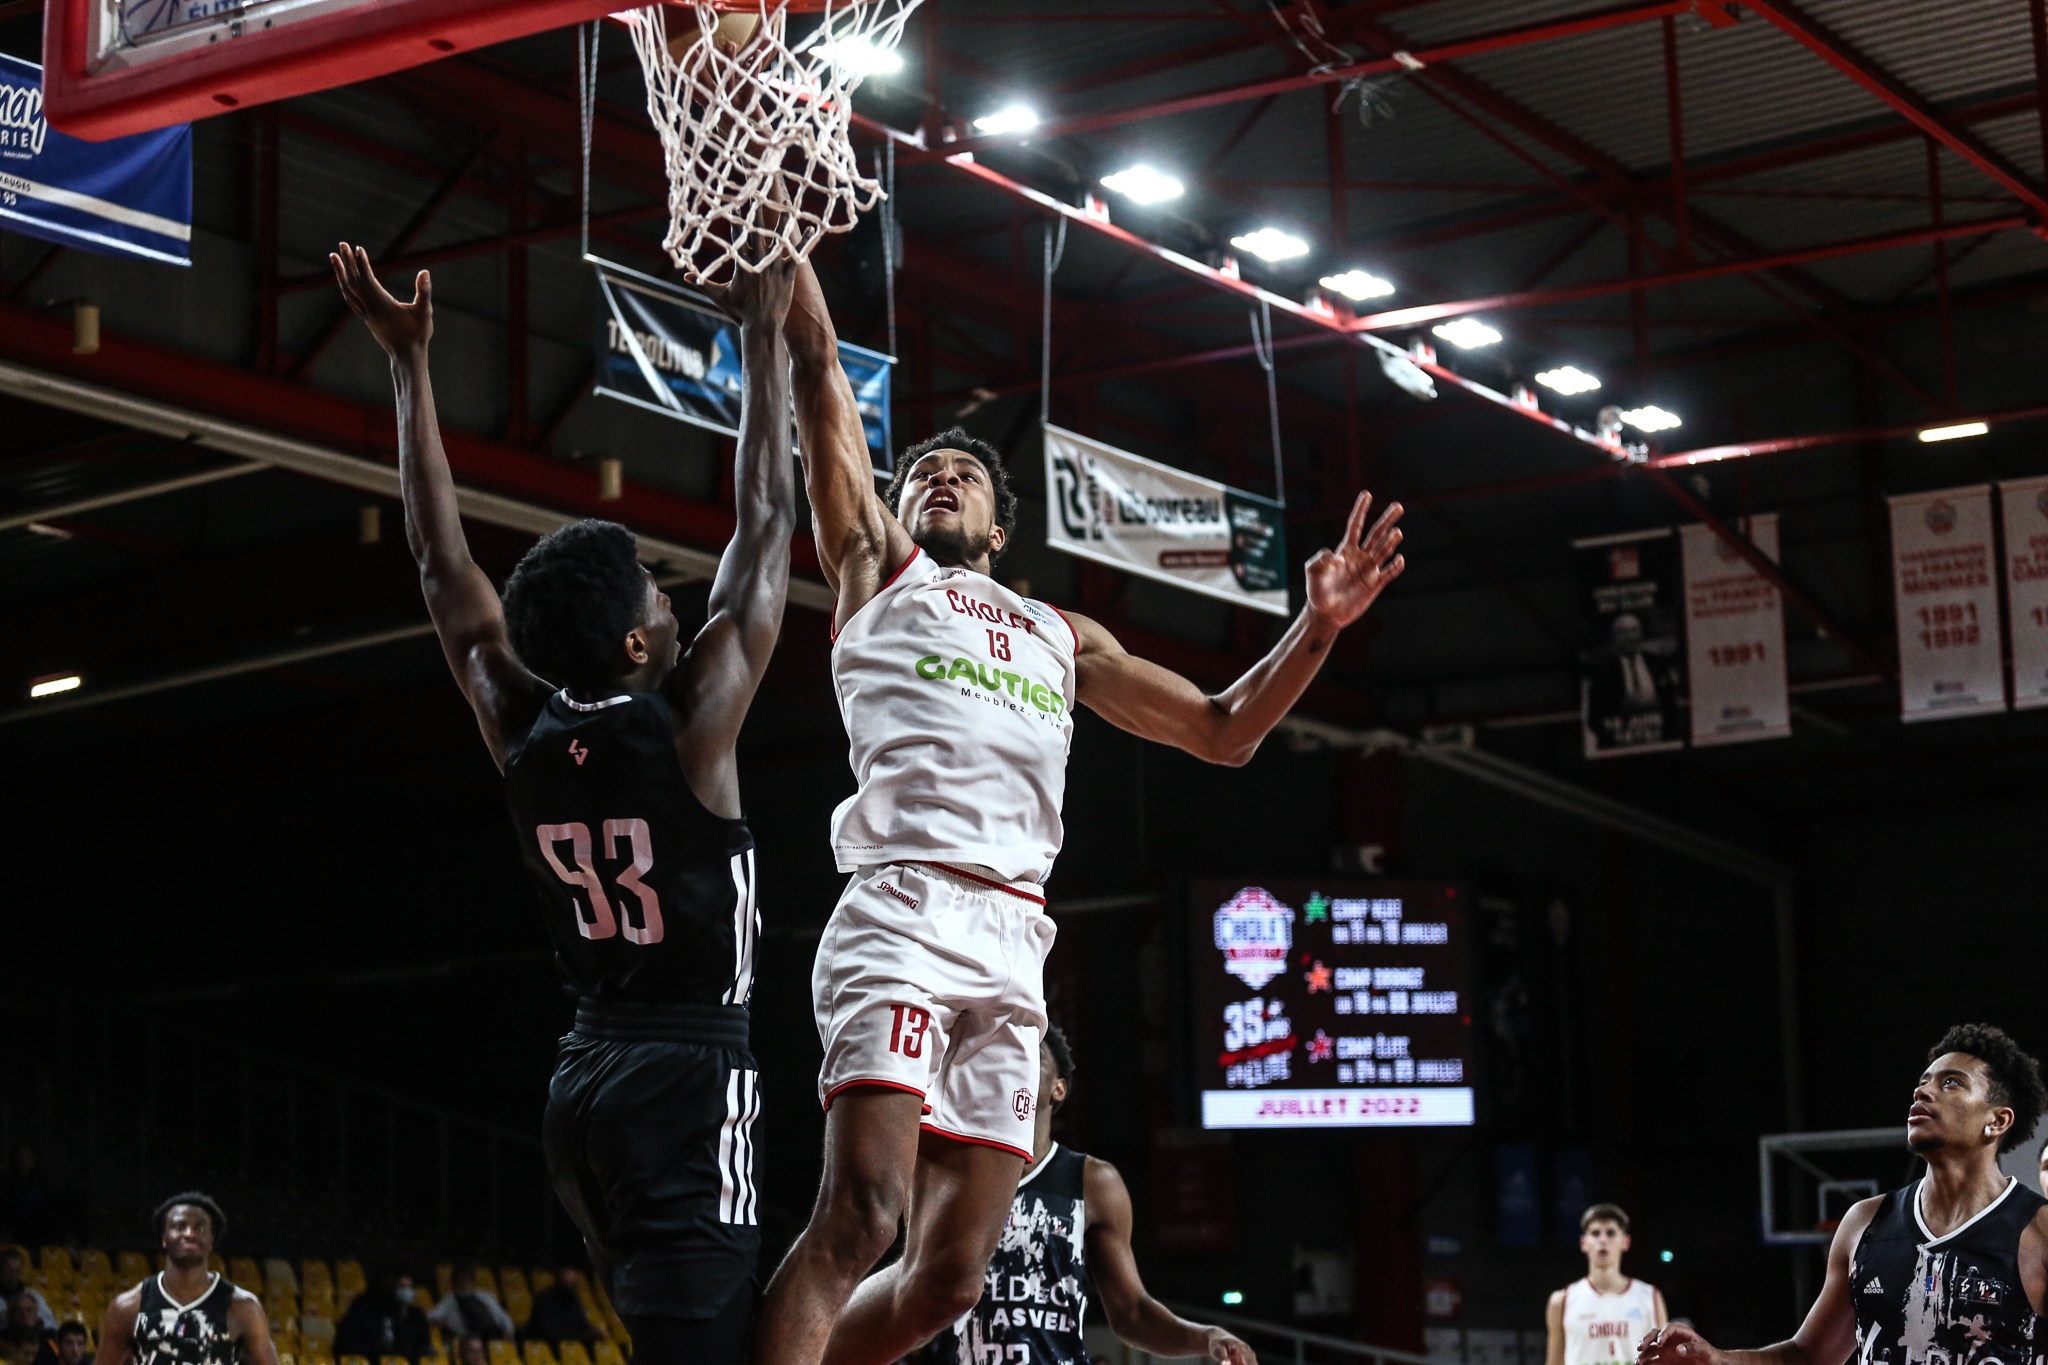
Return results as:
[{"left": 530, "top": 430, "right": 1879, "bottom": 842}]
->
[
  {"left": 505, "top": 690, "right": 758, "bottom": 1006},
  {"left": 829, "top": 550, "right": 1078, "bottom": 885}
]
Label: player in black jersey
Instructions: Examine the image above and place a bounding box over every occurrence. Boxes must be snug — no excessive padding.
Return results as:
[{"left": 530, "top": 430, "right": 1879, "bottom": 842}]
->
[
  {"left": 932, "top": 1028, "right": 1255, "bottom": 1365},
  {"left": 330, "top": 245, "right": 797, "bottom": 1365},
  {"left": 1639, "top": 1024, "right": 2048, "bottom": 1365},
  {"left": 95, "top": 1194, "right": 276, "bottom": 1365}
]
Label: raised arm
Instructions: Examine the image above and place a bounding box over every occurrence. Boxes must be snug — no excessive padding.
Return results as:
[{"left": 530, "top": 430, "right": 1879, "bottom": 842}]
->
[
  {"left": 1638, "top": 1196, "right": 1869, "bottom": 1365},
  {"left": 784, "top": 259, "right": 914, "bottom": 623},
  {"left": 331, "top": 243, "right": 547, "bottom": 768},
  {"left": 1085, "top": 1158, "right": 1255, "bottom": 1364},
  {"left": 1070, "top": 490, "right": 1404, "bottom": 765},
  {"left": 665, "top": 263, "right": 800, "bottom": 818}
]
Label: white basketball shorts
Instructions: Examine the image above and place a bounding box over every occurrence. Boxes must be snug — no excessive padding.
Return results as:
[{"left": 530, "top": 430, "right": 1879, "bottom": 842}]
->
[{"left": 811, "top": 861, "right": 1057, "bottom": 1162}]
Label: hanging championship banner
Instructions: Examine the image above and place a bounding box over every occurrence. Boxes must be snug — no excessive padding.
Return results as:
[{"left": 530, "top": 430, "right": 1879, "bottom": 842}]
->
[
  {"left": 0, "top": 54, "right": 191, "bottom": 266},
  {"left": 1045, "top": 423, "right": 1289, "bottom": 616},
  {"left": 1575, "top": 528, "right": 1685, "bottom": 758},
  {"left": 2001, "top": 476, "right": 2048, "bottom": 710},
  {"left": 591, "top": 257, "right": 893, "bottom": 472},
  {"left": 1681, "top": 516, "right": 1789, "bottom": 746},
  {"left": 1889, "top": 484, "right": 2007, "bottom": 721}
]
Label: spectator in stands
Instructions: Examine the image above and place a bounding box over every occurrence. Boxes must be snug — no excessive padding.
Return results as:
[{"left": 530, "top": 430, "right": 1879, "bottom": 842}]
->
[
  {"left": 0, "top": 1251, "right": 54, "bottom": 1333},
  {"left": 4, "top": 1292, "right": 45, "bottom": 1365},
  {"left": 31, "top": 1321, "right": 90, "bottom": 1365},
  {"left": 336, "top": 1272, "right": 431, "bottom": 1360},
  {"left": 522, "top": 1269, "right": 599, "bottom": 1345},
  {"left": 455, "top": 1338, "right": 488, "bottom": 1365},
  {"left": 427, "top": 1270, "right": 512, "bottom": 1342}
]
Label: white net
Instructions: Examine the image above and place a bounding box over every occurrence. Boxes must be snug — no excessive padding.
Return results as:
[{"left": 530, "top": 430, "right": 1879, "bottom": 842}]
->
[{"left": 622, "top": 0, "right": 920, "bottom": 285}]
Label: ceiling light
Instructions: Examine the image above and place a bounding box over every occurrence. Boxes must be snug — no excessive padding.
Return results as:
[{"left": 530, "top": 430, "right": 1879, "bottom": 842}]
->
[
  {"left": 1230, "top": 227, "right": 1309, "bottom": 262},
  {"left": 1100, "top": 165, "right": 1184, "bottom": 204},
  {"left": 1620, "top": 405, "right": 1682, "bottom": 432},
  {"left": 1320, "top": 269, "right": 1395, "bottom": 301},
  {"left": 1432, "top": 317, "right": 1501, "bottom": 349},
  {"left": 29, "top": 674, "right": 81, "bottom": 699},
  {"left": 1918, "top": 421, "right": 1989, "bottom": 443},
  {"left": 973, "top": 105, "right": 1039, "bottom": 136},
  {"left": 1534, "top": 365, "right": 1601, "bottom": 395},
  {"left": 816, "top": 37, "right": 904, "bottom": 77}
]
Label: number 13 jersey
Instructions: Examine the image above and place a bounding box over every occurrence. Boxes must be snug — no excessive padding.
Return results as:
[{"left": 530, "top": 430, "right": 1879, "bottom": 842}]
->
[
  {"left": 504, "top": 690, "right": 758, "bottom": 1006},
  {"left": 830, "top": 549, "right": 1078, "bottom": 884}
]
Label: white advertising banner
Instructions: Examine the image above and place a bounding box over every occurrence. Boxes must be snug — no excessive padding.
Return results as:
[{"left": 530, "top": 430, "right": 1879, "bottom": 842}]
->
[
  {"left": 1889, "top": 485, "right": 2008, "bottom": 721},
  {"left": 2001, "top": 476, "right": 2048, "bottom": 710},
  {"left": 1045, "top": 423, "right": 1290, "bottom": 616},
  {"left": 1681, "top": 515, "right": 1790, "bottom": 746},
  {"left": 1201, "top": 1087, "right": 1476, "bottom": 1129}
]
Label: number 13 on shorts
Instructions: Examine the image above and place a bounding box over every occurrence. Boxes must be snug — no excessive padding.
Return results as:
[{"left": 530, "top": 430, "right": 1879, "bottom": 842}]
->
[{"left": 888, "top": 1003, "right": 932, "bottom": 1058}]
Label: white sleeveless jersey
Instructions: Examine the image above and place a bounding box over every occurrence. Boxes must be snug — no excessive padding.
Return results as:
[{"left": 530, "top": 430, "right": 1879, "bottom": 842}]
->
[
  {"left": 829, "top": 550, "right": 1078, "bottom": 883},
  {"left": 1561, "top": 1278, "right": 1658, "bottom": 1365}
]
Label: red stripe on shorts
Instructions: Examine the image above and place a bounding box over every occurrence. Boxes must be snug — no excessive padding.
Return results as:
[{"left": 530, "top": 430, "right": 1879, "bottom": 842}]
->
[
  {"left": 822, "top": 1078, "right": 930, "bottom": 1114},
  {"left": 918, "top": 862, "right": 1047, "bottom": 905}
]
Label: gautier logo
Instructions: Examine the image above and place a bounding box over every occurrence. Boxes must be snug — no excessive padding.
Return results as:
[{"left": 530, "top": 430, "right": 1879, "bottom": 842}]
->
[{"left": 915, "top": 655, "right": 1067, "bottom": 716}]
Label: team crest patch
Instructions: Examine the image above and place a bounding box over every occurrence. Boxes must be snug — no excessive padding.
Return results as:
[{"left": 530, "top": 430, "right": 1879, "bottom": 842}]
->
[{"left": 1013, "top": 1088, "right": 1036, "bottom": 1121}]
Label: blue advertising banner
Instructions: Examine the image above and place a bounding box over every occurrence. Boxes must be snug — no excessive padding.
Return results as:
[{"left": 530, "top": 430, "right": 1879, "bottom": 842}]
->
[
  {"left": 591, "top": 257, "right": 894, "bottom": 474},
  {"left": 0, "top": 54, "right": 191, "bottom": 266}
]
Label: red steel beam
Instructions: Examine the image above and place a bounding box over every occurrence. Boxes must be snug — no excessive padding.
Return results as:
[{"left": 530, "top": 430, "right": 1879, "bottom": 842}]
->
[
  {"left": 1345, "top": 214, "right": 2027, "bottom": 330},
  {"left": 941, "top": 0, "right": 1690, "bottom": 154},
  {"left": 1743, "top": 0, "right": 2048, "bottom": 225}
]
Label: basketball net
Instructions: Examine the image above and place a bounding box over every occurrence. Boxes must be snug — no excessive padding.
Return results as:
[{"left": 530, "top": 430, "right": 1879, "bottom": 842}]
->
[{"left": 621, "top": 0, "right": 920, "bottom": 284}]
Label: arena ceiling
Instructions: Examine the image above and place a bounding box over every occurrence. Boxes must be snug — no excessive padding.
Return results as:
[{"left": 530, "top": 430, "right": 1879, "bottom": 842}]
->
[{"left": 4, "top": 0, "right": 2048, "bottom": 845}]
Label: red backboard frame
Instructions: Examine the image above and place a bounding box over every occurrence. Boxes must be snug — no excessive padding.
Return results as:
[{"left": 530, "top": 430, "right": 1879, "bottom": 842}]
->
[{"left": 43, "top": 0, "right": 629, "bottom": 140}]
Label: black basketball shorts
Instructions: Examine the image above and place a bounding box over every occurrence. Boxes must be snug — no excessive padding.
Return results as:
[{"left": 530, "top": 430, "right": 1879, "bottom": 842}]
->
[{"left": 543, "top": 1009, "right": 761, "bottom": 1322}]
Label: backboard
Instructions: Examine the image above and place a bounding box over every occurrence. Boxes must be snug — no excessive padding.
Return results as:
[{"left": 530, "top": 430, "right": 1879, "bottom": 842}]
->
[{"left": 43, "top": 0, "right": 625, "bottom": 140}]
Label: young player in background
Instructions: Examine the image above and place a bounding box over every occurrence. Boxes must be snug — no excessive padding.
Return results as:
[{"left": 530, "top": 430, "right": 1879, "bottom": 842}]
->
[
  {"left": 933, "top": 1026, "right": 1257, "bottom": 1365},
  {"left": 94, "top": 1195, "right": 278, "bottom": 1365},
  {"left": 1547, "top": 1204, "right": 1666, "bottom": 1365}
]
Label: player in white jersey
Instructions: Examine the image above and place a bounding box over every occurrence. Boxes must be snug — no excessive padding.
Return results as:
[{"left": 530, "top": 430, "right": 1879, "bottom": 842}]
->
[
  {"left": 1547, "top": 1204, "right": 1667, "bottom": 1365},
  {"left": 756, "top": 259, "right": 1407, "bottom": 1365}
]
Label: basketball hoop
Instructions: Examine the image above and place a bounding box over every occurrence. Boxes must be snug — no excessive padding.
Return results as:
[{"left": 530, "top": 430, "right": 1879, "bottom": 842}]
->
[{"left": 620, "top": 0, "right": 919, "bottom": 285}]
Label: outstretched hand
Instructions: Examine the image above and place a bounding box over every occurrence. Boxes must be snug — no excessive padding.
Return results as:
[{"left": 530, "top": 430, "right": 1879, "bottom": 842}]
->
[
  {"left": 1639, "top": 1323, "right": 1720, "bottom": 1365},
  {"left": 1304, "top": 490, "right": 1405, "bottom": 628},
  {"left": 697, "top": 257, "right": 796, "bottom": 331},
  {"left": 330, "top": 242, "right": 432, "bottom": 359}
]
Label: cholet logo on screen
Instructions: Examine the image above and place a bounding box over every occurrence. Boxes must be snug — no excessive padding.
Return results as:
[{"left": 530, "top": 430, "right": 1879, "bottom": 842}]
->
[{"left": 1213, "top": 887, "right": 1293, "bottom": 990}]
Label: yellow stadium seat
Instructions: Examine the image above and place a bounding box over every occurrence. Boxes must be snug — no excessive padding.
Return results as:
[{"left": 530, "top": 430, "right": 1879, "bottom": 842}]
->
[
  {"left": 41, "top": 1249, "right": 76, "bottom": 1281},
  {"left": 340, "top": 1354, "right": 371, "bottom": 1365},
  {"left": 303, "top": 1353, "right": 334, "bottom": 1365},
  {"left": 299, "top": 1315, "right": 335, "bottom": 1352},
  {"left": 380, "top": 1354, "right": 410, "bottom": 1365},
  {"left": 117, "top": 1252, "right": 150, "bottom": 1285},
  {"left": 471, "top": 1268, "right": 498, "bottom": 1298},
  {"left": 303, "top": 1285, "right": 335, "bottom": 1319},
  {"left": 336, "top": 1262, "right": 365, "bottom": 1297},
  {"left": 272, "top": 1329, "right": 301, "bottom": 1358},
  {"left": 558, "top": 1343, "right": 593, "bottom": 1365},
  {"left": 428, "top": 1327, "right": 444, "bottom": 1357},
  {"left": 301, "top": 1262, "right": 332, "bottom": 1292},
  {"left": 229, "top": 1258, "right": 262, "bottom": 1289},
  {"left": 434, "top": 1266, "right": 453, "bottom": 1299},
  {"left": 418, "top": 1357, "right": 447, "bottom": 1365},
  {"left": 488, "top": 1341, "right": 520, "bottom": 1365},
  {"left": 527, "top": 1271, "right": 554, "bottom": 1295},
  {"left": 278, "top": 1354, "right": 296, "bottom": 1365},
  {"left": 79, "top": 1250, "right": 112, "bottom": 1285},
  {"left": 592, "top": 1341, "right": 625, "bottom": 1365},
  {"left": 264, "top": 1260, "right": 299, "bottom": 1297},
  {"left": 522, "top": 1343, "right": 558, "bottom": 1365}
]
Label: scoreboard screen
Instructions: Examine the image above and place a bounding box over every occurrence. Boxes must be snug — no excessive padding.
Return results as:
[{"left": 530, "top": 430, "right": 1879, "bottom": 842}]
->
[{"left": 1193, "top": 880, "right": 1475, "bottom": 1130}]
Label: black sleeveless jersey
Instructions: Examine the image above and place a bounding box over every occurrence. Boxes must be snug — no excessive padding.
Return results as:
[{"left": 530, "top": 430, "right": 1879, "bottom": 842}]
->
[
  {"left": 504, "top": 691, "right": 758, "bottom": 1007},
  {"left": 133, "top": 1274, "right": 238, "bottom": 1365},
  {"left": 1851, "top": 1177, "right": 2045, "bottom": 1365},
  {"left": 947, "top": 1143, "right": 1091, "bottom": 1365}
]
